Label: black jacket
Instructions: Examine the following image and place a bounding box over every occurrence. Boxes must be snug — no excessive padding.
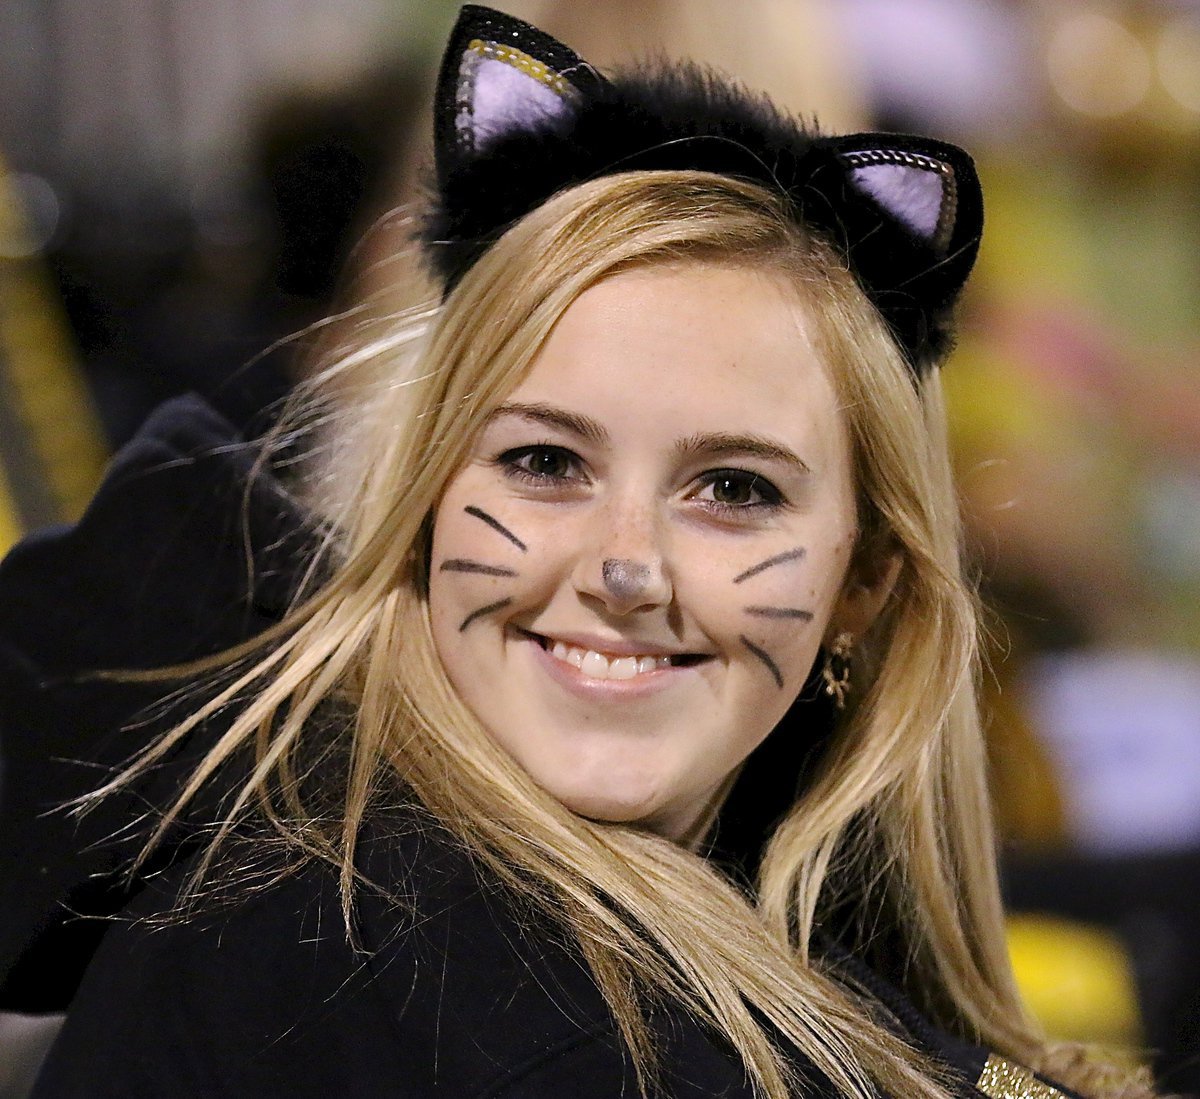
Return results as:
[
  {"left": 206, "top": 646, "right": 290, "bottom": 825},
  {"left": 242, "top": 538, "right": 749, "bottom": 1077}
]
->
[{"left": 0, "top": 397, "right": 1077, "bottom": 1098}]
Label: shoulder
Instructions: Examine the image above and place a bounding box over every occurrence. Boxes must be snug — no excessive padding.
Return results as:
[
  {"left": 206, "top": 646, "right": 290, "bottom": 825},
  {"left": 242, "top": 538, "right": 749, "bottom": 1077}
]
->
[
  {"left": 33, "top": 815, "right": 760, "bottom": 1098},
  {"left": 348, "top": 814, "right": 765, "bottom": 1097},
  {"left": 815, "top": 934, "right": 1088, "bottom": 1099},
  {"left": 0, "top": 393, "right": 304, "bottom": 677},
  {"left": 0, "top": 395, "right": 309, "bottom": 1011},
  {"left": 33, "top": 852, "right": 397, "bottom": 1097}
]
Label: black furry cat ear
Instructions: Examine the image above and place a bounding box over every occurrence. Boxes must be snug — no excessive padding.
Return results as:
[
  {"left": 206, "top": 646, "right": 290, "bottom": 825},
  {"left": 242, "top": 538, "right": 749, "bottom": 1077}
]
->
[
  {"left": 434, "top": 5, "right": 601, "bottom": 186},
  {"left": 424, "top": 6, "right": 983, "bottom": 376},
  {"left": 805, "top": 132, "right": 983, "bottom": 371}
]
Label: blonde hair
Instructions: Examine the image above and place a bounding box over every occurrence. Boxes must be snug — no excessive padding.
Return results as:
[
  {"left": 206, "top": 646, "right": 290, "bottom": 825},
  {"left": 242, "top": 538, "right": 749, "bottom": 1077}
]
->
[{"left": 97, "top": 172, "right": 1152, "bottom": 1099}]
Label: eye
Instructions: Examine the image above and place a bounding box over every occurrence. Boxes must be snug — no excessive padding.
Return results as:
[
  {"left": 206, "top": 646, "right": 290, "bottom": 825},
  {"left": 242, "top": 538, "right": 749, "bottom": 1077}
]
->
[
  {"left": 498, "top": 444, "right": 585, "bottom": 485},
  {"left": 692, "top": 469, "right": 784, "bottom": 513}
]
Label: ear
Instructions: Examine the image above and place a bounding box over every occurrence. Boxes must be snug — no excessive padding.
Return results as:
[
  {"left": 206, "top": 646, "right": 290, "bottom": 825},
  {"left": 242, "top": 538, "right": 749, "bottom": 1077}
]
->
[
  {"left": 826, "top": 134, "right": 980, "bottom": 256},
  {"left": 828, "top": 549, "right": 903, "bottom": 645},
  {"left": 433, "top": 5, "right": 599, "bottom": 180}
]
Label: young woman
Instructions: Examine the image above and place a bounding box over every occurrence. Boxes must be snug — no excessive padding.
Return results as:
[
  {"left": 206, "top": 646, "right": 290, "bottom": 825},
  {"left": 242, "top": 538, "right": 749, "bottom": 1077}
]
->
[{"left": 0, "top": 6, "right": 1157, "bottom": 1098}]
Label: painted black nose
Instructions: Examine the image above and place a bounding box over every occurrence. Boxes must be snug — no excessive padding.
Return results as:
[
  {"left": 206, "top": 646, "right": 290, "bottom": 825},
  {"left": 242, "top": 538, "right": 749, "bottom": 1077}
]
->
[{"left": 602, "top": 558, "right": 652, "bottom": 602}]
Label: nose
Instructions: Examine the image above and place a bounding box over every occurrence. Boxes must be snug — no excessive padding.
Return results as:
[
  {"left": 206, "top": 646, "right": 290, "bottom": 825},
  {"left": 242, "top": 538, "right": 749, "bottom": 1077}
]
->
[{"left": 573, "top": 504, "right": 673, "bottom": 615}]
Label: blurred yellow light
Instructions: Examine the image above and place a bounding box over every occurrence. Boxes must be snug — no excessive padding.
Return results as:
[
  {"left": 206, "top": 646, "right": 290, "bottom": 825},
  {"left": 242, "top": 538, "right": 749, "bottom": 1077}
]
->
[
  {"left": 0, "top": 173, "right": 59, "bottom": 259},
  {"left": 1047, "top": 13, "right": 1151, "bottom": 117},
  {"left": 1007, "top": 914, "right": 1142, "bottom": 1047},
  {"left": 0, "top": 465, "right": 20, "bottom": 555}
]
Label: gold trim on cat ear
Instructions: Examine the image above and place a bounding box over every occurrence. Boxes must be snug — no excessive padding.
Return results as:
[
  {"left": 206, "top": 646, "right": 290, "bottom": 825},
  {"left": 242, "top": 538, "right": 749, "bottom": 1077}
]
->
[{"left": 839, "top": 146, "right": 959, "bottom": 253}]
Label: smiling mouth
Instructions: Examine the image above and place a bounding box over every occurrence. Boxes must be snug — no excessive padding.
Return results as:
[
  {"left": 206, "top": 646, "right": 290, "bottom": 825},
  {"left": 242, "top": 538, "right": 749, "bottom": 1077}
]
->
[{"left": 521, "top": 631, "right": 711, "bottom": 681}]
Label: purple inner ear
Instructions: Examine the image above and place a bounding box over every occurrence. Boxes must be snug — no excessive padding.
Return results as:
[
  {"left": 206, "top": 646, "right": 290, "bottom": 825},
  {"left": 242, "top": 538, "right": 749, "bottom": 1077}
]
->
[
  {"left": 850, "top": 163, "right": 947, "bottom": 243},
  {"left": 461, "top": 54, "right": 575, "bottom": 153}
]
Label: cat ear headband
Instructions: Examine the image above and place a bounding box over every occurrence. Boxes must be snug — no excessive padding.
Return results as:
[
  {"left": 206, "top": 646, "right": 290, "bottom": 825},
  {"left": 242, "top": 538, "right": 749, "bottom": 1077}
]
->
[{"left": 422, "top": 4, "right": 984, "bottom": 377}]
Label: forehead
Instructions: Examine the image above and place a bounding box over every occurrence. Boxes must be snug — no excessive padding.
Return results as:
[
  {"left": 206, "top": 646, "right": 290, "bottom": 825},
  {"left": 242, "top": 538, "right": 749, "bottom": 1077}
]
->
[{"left": 504, "top": 262, "right": 848, "bottom": 464}]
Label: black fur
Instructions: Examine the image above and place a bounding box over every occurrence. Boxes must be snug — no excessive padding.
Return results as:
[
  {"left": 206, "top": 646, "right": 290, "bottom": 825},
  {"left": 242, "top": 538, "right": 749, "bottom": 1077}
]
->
[{"left": 422, "top": 5, "right": 983, "bottom": 376}]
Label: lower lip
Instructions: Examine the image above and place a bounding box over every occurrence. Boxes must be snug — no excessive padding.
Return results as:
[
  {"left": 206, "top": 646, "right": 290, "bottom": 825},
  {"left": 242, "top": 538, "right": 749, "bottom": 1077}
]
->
[{"left": 520, "top": 633, "right": 703, "bottom": 701}]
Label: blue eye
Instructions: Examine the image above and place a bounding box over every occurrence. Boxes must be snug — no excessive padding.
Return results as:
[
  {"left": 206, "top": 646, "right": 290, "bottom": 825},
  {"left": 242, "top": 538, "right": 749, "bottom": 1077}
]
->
[
  {"left": 693, "top": 469, "right": 783, "bottom": 513},
  {"left": 498, "top": 445, "right": 584, "bottom": 484}
]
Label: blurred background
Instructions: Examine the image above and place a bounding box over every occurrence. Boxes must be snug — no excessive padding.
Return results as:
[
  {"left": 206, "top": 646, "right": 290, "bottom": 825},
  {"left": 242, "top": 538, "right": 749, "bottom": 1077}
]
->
[{"left": 0, "top": 0, "right": 1196, "bottom": 1091}]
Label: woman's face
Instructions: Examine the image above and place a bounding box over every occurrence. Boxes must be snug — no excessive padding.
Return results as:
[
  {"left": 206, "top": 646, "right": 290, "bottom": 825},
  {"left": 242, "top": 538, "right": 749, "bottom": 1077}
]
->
[{"left": 429, "top": 262, "right": 888, "bottom": 842}]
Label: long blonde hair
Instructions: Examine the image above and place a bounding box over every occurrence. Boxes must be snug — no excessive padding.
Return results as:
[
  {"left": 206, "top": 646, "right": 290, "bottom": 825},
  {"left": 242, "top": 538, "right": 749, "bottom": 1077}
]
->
[{"left": 96, "top": 171, "right": 1150, "bottom": 1099}]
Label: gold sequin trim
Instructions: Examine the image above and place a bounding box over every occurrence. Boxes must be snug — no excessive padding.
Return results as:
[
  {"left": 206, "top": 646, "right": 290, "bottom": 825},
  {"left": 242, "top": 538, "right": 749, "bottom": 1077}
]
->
[
  {"left": 839, "top": 147, "right": 958, "bottom": 251},
  {"left": 466, "top": 39, "right": 571, "bottom": 98},
  {"left": 976, "top": 1054, "right": 1070, "bottom": 1099}
]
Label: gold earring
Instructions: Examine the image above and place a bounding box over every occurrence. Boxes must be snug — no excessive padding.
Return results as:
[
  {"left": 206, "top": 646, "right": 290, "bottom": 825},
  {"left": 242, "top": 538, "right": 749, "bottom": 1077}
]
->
[{"left": 822, "top": 632, "right": 854, "bottom": 711}]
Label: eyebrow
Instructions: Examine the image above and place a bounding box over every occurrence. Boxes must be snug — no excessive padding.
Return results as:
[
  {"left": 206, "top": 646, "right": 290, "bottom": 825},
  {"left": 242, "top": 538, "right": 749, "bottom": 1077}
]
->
[
  {"left": 486, "top": 405, "right": 811, "bottom": 476},
  {"left": 487, "top": 403, "right": 610, "bottom": 446},
  {"left": 674, "top": 432, "right": 812, "bottom": 476}
]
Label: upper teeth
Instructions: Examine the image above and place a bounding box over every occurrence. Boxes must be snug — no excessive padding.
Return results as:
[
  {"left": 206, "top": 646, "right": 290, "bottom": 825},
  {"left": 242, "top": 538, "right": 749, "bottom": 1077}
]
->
[{"left": 549, "top": 640, "right": 672, "bottom": 680}]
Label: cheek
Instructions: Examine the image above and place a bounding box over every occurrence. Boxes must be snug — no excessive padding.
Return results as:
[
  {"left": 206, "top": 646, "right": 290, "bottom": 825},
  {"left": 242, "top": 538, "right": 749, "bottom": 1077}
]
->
[
  {"left": 427, "top": 484, "right": 562, "bottom": 640},
  {"left": 710, "top": 536, "right": 853, "bottom": 691}
]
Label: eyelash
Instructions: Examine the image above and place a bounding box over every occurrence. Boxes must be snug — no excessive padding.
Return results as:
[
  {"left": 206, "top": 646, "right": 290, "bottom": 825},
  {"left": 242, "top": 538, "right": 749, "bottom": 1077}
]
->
[
  {"left": 496, "top": 444, "right": 586, "bottom": 486},
  {"left": 495, "top": 445, "right": 786, "bottom": 518},
  {"left": 693, "top": 469, "right": 785, "bottom": 516}
]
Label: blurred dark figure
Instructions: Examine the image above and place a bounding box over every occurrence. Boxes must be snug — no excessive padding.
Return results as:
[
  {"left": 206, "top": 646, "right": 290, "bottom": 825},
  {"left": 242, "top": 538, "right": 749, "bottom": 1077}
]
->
[{"left": 47, "top": 64, "right": 421, "bottom": 449}]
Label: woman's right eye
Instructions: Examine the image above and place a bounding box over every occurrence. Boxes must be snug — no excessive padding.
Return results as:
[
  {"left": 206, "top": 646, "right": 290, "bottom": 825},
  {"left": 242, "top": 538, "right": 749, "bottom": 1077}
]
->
[{"left": 497, "top": 445, "right": 584, "bottom": 485}]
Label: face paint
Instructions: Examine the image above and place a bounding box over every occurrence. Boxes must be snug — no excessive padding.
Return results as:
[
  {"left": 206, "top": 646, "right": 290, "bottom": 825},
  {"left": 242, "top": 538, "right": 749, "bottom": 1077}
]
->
[
  {"left": 429, "top": 264, "right": 863, "bottom": 843},
  {"left": 602, "top": 558, "right": 653, "bottom": 602},
  {"left": 732, "top": 546, "right": 806, "bottom": 584},
  {"left": 459, "top": 596, "right": 515, "bottom": 632},
  {"left": 465, "top": 504, "right": 528, "bottom": 552},
  {"left": 743, "top": 606, "right": 814, "bottom": 620},
  {"left": 440, "top": 559, "right": 518, "bottom": 577},
  {"left": 739, "top": 636, "right": 784, "bottom": 689},
  {"left": 729, "top": 547, "right": 817, "bottom": 686}
]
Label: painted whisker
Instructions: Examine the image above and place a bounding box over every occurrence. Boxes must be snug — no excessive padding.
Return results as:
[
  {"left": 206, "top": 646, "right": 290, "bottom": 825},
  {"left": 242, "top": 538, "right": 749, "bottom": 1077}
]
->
[
  {"left": 459, "top": 597, "right": 513, "bottom": 632},
  {"left": 441, "top": 559, "right": 517, "bottom": 577},
  {"left": 465, "top": 505, "right": 527, "bottom": 552},
  {"left": 743, "top": 606, "right": 814, "bottom": 621},
  {"left": 739, "top": 636, "right": 784, "bottom": 689},
  {"left": 732, "top": 547, "right": 805, "bottom": 584}
]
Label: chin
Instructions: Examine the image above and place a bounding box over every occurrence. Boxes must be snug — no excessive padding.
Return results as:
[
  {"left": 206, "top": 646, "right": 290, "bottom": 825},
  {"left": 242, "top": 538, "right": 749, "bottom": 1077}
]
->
[
  {"left": 543, "top": 774, "right": 671, "bottom": 831},
  {"left": 556, "top": 780, "right": 709, "bottom": 842}
]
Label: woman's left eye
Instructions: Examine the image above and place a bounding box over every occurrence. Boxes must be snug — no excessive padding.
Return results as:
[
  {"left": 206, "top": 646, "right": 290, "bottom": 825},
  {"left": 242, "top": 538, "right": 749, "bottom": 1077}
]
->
[{"left": 691, "top": 469, "right": 784, "bottom": 513}]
